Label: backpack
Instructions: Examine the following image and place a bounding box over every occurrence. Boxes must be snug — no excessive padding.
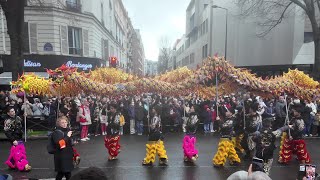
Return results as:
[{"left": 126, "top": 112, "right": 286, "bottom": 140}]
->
[{"left": 47, "top": 129, "right": 64, "bottom": 154}]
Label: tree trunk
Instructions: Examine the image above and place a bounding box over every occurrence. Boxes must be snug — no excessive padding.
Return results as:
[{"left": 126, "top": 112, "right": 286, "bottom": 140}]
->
[
  {"left": 312, "top": 39, "right": 320, "bottom": 79},
  {"left": 0, "top": 0, "right": 25, "bottom": 81}
]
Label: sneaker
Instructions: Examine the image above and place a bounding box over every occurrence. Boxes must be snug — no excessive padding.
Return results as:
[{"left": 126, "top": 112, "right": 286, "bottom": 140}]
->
[
  {"left": 142, "top": 160, "right": 153, "bottom": 166},
  {"left": 309, "top": 134, "right": 313, "bottom": 137},
  {"left": 305, "top": 134, "right": 309, "bottom": 137},
  {"left": 85, "top": 137, "right": 90, "bottom": 140},
  {"left": 24, "top": 164, "right": 32, "bottom": 171},
  {"left": 159, "top": 158, "right": 168, "bottom": 166},
  {"left": 138, "top": 133, "right": 143, "bottom": 136},
  {"left": 74, "top": 156, "right": 81, "bottom": 166},
  {"left": 108, "top": 156, "right": 117, "bottom": 161},
  {"left": 80, "top": 138, "right": 87, "bottom": 142}
]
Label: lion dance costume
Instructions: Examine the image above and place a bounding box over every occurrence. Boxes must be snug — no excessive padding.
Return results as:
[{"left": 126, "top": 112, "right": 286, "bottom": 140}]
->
[
  {"left": 183, "top": 111, "right": 199, "bottom": 163},
  {"left": 104, "top": 110, "right": 121, "bottom": 161},
  {"left": 252, "top": 118, "right": 284, "bottom": 175},
  {"left": 142, "top": 113, "right": 168, "bottom": 166},
  {"left": 4, "top": 114, "right": 31, "bottom": 171},
  {"left": 278, "top": 107, "right": 311, "bottom": 164},
  {"left": 213, "top": 116, "right": 241, "bottom": 166}
]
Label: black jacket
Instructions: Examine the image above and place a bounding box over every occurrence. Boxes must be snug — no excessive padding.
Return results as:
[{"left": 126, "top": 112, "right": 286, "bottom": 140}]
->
[
  {"left": 3, "top": 115, "right": 23, "bottom": 143},
  {"left": 52, "top": 127, "right": 74, "bottom": 173}
]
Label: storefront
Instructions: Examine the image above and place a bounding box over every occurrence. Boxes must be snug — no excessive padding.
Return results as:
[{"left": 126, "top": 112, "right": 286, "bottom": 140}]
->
[{"left": 0, "top": 54, "right": 102, "bottom": 85}]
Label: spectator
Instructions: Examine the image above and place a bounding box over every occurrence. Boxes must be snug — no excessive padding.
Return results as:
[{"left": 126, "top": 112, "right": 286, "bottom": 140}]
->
[
  {"left": 128, "top": 101, "right": 136, "bottom": 135},
  {"left": 275, "top": 96, "right": 286, "bottom": 129},
  {"left": 313, "top": 110, "right": 320, "bottom": 137},
  {"left": 135, "top": 101, "right": 145, "bottom": 135},
  {"left": 227, "top": 164, "right": 271, "bottom": 180},
  {"left": 202, "top": 105, "right": 212, "bottom": 133},
  {"left": 52, "top": 116, "right": 74, "bottom": 180},
  {"left": 264, "top": 102, "right": 276, "bottom": 118},
  {"left": 305, "top": 100, "right": 317, "bottom": 137},
  {"left": 31, "top": 98, "right": 43, "bottom": 119},
  {"left": 79, "top": 98, "right": 91, "bottom": 142},
  {"left": 91, "top": 104, "right": 101, "bottom": 136},
  {"left": 21, "top": 100, "right": 33, "bottom": 117},
  {"left": 100, "top": 100, "right": 108, "bottom": 135}
]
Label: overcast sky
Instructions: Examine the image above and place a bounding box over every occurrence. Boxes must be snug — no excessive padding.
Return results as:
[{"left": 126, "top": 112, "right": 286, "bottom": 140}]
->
[{"left": 122, "top": 0, "right": 190, "bottom": 61}]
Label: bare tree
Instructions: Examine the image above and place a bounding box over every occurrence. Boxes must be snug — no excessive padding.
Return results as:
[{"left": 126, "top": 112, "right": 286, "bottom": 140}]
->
[
  {"left": 158, "top": 36, "right": 172, "bottom": 74},
  {"left": 0, "top": 0, "right": 25, "bottom": 81},
  {"left": 237, "top": 0, "right": 320, "bottom": 77},
  {"left": 0, "top": 0, "right": 66, "bottom": 81}
]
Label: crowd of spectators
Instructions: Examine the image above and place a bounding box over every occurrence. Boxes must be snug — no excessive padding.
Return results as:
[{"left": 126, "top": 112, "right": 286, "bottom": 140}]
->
[{"left": 1, "top": 90, "right": 320, "bottom": 139}]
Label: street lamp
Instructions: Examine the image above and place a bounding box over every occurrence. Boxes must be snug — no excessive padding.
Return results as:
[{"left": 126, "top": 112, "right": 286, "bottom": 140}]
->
[{"left": 212, "top": 5, "right": 228, "bottom": 60}]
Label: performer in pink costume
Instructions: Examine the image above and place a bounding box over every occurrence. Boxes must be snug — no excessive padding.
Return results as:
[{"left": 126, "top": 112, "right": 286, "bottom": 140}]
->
[
  {"left": 182, "top": 106, "right": 199, "bottom": 162},
  {"left": 4, "top": 107, "right": 31, "bottom": 171}
]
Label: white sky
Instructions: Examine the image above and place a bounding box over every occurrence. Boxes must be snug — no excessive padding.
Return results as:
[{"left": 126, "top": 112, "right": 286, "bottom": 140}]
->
[{"left": 122, "top": 0, "right": 190, "bottom": 61}]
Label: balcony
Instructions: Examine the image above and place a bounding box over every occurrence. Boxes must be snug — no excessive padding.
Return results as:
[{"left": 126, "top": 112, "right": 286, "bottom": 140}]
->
[
  {"left": 66, "top": 1, "right": 82, "bottom": 13},
  {"left": 69, "top": 47, "right": 83, "bottom": 56}
]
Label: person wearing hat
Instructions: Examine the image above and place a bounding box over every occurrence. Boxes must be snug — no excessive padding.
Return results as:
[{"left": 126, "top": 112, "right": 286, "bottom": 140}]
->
[
  {"left": 212, "top": 110, "right": 241, "bottom": 167},
  {"left": 142, "top": 107, "right": 168, "bottom": 166},
  {"left": 278, "top": 104, "right": 311, "bottom": 164}
]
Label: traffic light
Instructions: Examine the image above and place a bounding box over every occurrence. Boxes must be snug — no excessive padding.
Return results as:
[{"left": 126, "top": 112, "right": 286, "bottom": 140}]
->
[{"left": 109, "top": 57, "right": 117, "bottom": 68}]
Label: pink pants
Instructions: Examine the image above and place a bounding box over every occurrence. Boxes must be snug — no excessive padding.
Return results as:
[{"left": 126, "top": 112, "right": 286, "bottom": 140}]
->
[
  {"left": 81, "top": 125, "right": 89, "bottom": 139},
  {"left": 5, "top": 142, "right": 29, "bottom": 171},
  {"left": 182, "top": 135, "right": 198, "bottom": 159},
  {"left": 101, "top": 124, "right": 107, "bottom": 133}
]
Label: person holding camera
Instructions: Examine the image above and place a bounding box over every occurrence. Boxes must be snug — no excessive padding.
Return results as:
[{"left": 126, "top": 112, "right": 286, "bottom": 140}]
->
[{"left": 52, "top": 116, "right": 74, "bottom": 180}]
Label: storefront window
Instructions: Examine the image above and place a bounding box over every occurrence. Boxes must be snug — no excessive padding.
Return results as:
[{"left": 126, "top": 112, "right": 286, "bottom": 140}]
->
[{"left": 68, "top": 26, "right": 82, "bottom": 55}]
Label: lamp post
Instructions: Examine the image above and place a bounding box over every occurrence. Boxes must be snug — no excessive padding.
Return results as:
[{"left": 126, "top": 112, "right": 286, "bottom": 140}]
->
[{"left": 212, "top": 5, "right": 228, "bottom": 60}]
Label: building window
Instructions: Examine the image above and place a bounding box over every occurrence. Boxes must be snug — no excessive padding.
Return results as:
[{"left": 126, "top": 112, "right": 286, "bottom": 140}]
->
[
  {"left": 101, "top": 3, "right": 104, "bottom": 26},
  {"left": 190, "top": 13, "right": 195, "bottom": 30},
  {"left": 66, "top": 0, "right": 81, "bottom": 12},
  {"left": 23, "top": 22, "right": 29, "bottom": 53},
  {"left": 190, "top": 53, "right": 195, "bottom": 64},
  {"left": 68, "top": 26, "right": 82, "bottom": 55},
  {"left": 304, "top": 32, "right": 313, "bottom": 43},
  {"left": 205, "top": 19, "right": 208, "bottom": 33},
  {"left": 29, "top": 23, "right": 38, "bottom": 53},
  {"left": 202, "top": 44, "right": 208, "bottom": 58}
]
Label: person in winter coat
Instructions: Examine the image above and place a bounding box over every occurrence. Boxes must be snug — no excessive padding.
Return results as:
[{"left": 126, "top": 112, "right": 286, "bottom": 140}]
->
[
  {"left": 52, "top": 116, "right": 74, "bottom": 180},
  {"left": 202, "top": 105, "right": 212, "bottom": 133},
  {"left": 78, "top": 98, "right": 92, "bottom": 142},
  {"left": 135, "top": 101, "right": 145, "bottom": 135},
  {"left": 4, "top": 107, "right": 32, "bottom": 172},
  {"left": 128, "top": 101, "right": 136, "bottom": 135}
]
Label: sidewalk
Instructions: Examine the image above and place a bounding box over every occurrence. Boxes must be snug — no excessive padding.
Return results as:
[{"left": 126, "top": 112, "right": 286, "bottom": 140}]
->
[{"left": 0, "top": 131, "right": 48, "bottom": 140}]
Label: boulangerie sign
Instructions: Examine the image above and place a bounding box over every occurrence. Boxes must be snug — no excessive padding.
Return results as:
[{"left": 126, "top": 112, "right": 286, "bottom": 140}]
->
[
  {"left": 65, "top": 61, "right": 93, "bottom": 70},
  {"left": 2, "top": 55, "right": 102, "bottom": 72}
]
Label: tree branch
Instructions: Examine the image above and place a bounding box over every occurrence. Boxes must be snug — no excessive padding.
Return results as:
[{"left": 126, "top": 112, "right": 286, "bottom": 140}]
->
[
  {"left": 290, "top": 0, "right": 308, "bottom": 11},
  {"left": 257, "top": 2, "right": 293, "bottom": 37}
]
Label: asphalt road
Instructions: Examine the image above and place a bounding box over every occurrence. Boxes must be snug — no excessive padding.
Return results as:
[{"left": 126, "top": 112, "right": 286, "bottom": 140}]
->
[{"left": 0, "top": 133, "right": 319, "bottom": 180}]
